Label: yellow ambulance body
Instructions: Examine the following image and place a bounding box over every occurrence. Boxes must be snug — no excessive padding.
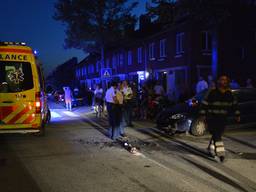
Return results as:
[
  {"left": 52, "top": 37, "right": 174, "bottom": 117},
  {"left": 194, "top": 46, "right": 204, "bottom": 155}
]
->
[{"left": 0, "top": 42, "right": 49, "bottom": 135}]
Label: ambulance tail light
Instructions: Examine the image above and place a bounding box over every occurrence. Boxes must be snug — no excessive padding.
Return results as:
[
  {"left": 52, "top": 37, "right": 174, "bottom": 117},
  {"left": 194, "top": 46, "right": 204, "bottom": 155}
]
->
[{"left": 35, "top": 92, "right": 41, "bottom": 114}]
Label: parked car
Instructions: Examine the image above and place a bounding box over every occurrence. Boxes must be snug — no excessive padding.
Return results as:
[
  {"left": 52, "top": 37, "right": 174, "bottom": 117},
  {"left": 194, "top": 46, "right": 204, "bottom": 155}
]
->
[
  {"left": 72, "top": 96, "right": 86, "bottom": 107},
  {"left": 156, "top": 88, "right": 256, "bottom": 136}
]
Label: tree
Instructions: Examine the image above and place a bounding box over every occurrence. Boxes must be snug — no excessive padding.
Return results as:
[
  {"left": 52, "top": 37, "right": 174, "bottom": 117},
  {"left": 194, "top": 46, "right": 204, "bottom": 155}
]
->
[
  {"left": 147, "top": 0, "right": 176, "bottom": 25},
  {"left": 53, "top": 0, "right": 138, "bottom": 67}
]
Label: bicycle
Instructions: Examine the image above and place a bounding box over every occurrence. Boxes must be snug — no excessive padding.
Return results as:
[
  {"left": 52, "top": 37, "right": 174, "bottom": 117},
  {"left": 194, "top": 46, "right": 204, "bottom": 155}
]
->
[{"left": 94, "top": 100, "right": 104, "bottom": 118}]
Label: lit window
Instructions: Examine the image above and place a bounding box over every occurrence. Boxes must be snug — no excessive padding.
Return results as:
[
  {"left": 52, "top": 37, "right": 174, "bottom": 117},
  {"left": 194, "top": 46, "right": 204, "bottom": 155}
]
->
[
  {"left": 137, "top": 47, "right": 142, "bottom": 63},
  {"left": 160, "top": 39, "right": 167, "bottom": 57},
  {"left": 128, "top": 51, "right": 132, "bottom": 65},
  {"left": 176, "top": 32, "right": 185, "bottom": 55},
  {"left": 149, "top": 42, "right": 155, "bottom": 59}
]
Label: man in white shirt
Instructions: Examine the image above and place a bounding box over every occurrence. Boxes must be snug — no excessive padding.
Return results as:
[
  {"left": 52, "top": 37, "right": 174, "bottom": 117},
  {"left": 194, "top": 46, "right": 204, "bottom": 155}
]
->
[
  {"left": 105, "top": 81, "right": 121, "bottom": 140},
  {"left": 196, "top": 76, "right": 208, "bottom": 94}
]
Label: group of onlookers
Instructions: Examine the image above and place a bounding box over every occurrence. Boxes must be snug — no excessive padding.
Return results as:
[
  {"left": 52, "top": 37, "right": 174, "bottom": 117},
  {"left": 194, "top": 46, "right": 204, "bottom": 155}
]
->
[
  {"left": 196, "top": 76, "right": 254, "bottom": 94},
  {"left": 105, "top": 80, "right": 134, "bottom": 140},
  {"left": 92, "top": 80, "right": 169, "bottom": 140}
]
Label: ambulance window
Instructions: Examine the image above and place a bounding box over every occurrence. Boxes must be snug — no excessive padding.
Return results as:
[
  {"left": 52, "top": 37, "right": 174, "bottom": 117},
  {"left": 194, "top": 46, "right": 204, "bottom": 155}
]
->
[{"left": 0, "top": 61, "right": 33, "bottom": 93}]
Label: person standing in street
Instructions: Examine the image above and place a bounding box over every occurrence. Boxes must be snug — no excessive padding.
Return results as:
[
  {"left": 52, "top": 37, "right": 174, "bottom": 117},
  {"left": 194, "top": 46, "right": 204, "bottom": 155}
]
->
[
  {"left": 63, "top": 87, "right": 72, "bottom": 111},
  {"left": 116, "top": 83, "right": 124, "bottom": 137},
  {"left": 94, "top": 84, "right": 104, "bottom": 116},
  {"left": 154, "top": 81, "right": 165, "bottom": 96},
  {"left": 200, "top": 75, "right": 240, "bottom": 162},
  {"left": 230, "top": 79, "right": 240, "bottom": 89},
  {"left": 121, "top": 80, "right": 134, "bottom": 128},
  {"left": 105, "top": 81, "right": 123, "bottom": 140},
  {"left": 196, "top": 76, "right": 208, "bottom": 94}
]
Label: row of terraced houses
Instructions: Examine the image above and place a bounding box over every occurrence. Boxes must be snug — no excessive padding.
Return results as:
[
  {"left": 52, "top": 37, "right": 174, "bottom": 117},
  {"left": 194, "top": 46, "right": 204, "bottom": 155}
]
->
[{"left": 75, "top": 7, "right": 256, "bottom": 98}]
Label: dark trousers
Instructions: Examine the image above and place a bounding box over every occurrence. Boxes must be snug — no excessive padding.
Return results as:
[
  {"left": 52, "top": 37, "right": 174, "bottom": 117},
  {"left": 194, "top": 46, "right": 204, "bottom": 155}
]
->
[
  {"left": 207, "top": 117, "right": 226, "bottom": 156},
  {"left": 106, "top": 103, "right": 122, "bottom": 139},
  {"left": 123, "top": 100, "right": 133, "bottom": 126}
]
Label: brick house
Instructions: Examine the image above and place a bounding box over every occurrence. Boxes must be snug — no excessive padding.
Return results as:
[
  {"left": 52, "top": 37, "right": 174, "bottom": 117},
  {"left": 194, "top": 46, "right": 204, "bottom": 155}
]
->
[{"left": 76, "top": 4, "right": 256, "bottom": 97}]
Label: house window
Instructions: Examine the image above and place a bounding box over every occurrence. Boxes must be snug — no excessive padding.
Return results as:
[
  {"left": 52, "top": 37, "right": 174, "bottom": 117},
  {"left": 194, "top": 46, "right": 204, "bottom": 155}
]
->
[
  {"left": 241, "top": 47, "right": 246, "bottom": 60},
  {"left": 128, "top": 51, "right": 132, "bottom": 66},
  {"left": 88, "top": 64, "right": 94, "bottom": 74},
  {"left": 176, "top": 32, "right": 185, "bottom": 55},
  {"left": 112, "top": 55, "right": 117, "bottom": 69},
  {"left": 96, "top": 61, "right": 100, "bottom": 72},
  {"left": 201, "top": 31, "right": 212, "bottom": 51},
  {"left": 83, "top": 66, "right": 87, "bottom": 76},
  {"left": 76, "top": 69, "right": 79, "bottom": 78},
  {"left": 106, "top": 59, "right": 110, "bottom": 68},
  {"left": 149, "top": 42, "right": 155, "bottom": 59},
  {"left": 160, "top": 39, "right": 167, "bottom": 57},
  {"left": 119, "top": 53, "right": 124, "bottom": 66},
  {"left": 137, "top": 47, "right": 142, "bottom": 63}
]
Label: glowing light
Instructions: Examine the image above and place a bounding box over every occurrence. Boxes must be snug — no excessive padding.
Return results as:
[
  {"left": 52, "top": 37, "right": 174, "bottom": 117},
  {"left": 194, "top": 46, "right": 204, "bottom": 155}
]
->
[
  {"left": 137, "top": 71, "right": 145, "bottom": 80},
  {"left": 34, "top": 50, "right": 38, "bottom": 55},
  {"left": 35, "top": 101, "right": 41, "bottom": 107},
  {"left": 145, "top": 72, "right": 149, "bottom": 79}
]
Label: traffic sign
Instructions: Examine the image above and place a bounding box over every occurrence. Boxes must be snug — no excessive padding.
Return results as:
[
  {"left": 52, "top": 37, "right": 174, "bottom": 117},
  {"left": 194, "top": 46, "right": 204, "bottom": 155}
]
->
[{"left": 101, "top": 68, "right": 112, "bottom": 78}]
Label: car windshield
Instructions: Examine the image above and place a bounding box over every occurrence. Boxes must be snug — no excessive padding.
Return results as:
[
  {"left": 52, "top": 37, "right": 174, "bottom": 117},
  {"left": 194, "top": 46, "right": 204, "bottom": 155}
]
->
[{"left": 0, "top": 61, "right": 33, "bottom": 93}]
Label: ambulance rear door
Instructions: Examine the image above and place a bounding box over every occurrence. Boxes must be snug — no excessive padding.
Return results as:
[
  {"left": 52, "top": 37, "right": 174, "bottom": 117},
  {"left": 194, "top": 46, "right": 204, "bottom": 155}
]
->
[{"left": 0, "top": 61, "right": 35, "bottom": 126}]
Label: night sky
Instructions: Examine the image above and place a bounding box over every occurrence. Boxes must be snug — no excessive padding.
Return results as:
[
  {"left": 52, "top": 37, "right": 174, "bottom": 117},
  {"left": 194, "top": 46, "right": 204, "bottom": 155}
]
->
[{"left": 0, "top": 0, "right": 146, "bottom": 76}]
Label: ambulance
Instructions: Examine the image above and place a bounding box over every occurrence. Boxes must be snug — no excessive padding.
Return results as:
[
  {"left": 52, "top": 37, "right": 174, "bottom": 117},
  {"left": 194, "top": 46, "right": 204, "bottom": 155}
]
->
[{"left": 0, "top": 42, "right": 50, "bottom": 135}]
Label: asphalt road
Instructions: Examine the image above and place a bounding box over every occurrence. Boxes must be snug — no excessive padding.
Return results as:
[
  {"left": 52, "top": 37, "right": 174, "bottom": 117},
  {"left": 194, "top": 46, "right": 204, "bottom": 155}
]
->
[{"left": 0, "top": 103, "right": 256, "bottom": 192}]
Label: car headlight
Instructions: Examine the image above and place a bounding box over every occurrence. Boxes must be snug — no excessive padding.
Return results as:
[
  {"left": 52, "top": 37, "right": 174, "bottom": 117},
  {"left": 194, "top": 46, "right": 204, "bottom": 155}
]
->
[{"left": 170, "top": 114, "right": 185, "bottom": 120}]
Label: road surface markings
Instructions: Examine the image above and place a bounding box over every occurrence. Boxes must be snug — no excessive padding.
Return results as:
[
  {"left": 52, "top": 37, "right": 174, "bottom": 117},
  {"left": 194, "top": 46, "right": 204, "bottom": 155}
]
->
[
  {"left": 81, "top": 114, "right": 199, "bottom": 190},
  {"left": 51, "top": 111, "right": 62, "bottom": 118},
  {"left": 63, "top": 111, "right": 79, "bottom": 117}
]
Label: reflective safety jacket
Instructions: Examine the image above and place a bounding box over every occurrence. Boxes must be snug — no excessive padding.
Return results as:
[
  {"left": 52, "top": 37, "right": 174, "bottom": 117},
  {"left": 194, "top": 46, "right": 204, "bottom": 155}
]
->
[{"left": 199, "top": 88, "right": 240, "bottom": 117}]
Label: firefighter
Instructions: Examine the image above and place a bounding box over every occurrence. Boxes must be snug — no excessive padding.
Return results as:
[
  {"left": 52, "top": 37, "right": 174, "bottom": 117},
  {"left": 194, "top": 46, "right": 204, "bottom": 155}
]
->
[{"left": 200, "top": 75, "right": 240, "bottom": 162}]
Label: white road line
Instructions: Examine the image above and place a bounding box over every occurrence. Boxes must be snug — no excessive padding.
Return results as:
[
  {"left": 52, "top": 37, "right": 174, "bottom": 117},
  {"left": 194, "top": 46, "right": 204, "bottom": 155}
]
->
[
  {"left": 63, "top": 111, "right": 80, "bottom": 117},
  {"left": 51, "top": 111, "right": 62, "bottom": 118}
]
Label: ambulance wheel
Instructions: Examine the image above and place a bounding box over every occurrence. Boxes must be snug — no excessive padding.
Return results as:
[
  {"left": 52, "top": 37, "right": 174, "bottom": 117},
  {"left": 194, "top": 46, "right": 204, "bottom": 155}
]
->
[
  {"left": 34, "top": 124, "right": 45, "bottom": 137},
  {"left": 190, "top": 118, "right": 207, "bottom": 136},
  {"left": 39, "top": 124, "right": 45, "bottom": 136}
]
